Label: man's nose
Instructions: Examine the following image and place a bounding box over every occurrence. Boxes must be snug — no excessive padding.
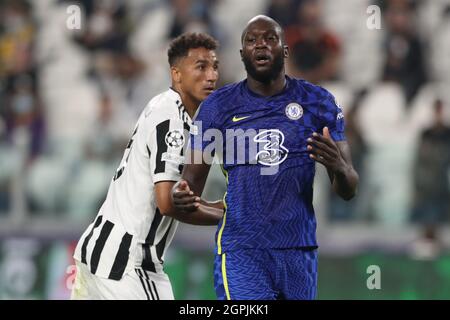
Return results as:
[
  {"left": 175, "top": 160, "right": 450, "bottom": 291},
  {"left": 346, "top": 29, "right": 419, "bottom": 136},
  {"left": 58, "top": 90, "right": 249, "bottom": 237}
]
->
[
  {"left": 255, "top": 37, "right": 267, "bottom": 48},
  {"left": 206, "top": 68, "right": 218, "bottom": 82}
]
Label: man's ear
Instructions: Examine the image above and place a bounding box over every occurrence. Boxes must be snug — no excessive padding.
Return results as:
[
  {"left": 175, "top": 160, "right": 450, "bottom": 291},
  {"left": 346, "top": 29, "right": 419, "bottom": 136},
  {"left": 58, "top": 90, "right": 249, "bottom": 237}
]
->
[
  {"left": 171, "top": 66, "right": 181, "bottom": 83},
  {"left": 283, "top": 45, "right": 289, "bottom": 59},
  {"left": 240, "top": 49, "right": 243, "bottom": 61}
]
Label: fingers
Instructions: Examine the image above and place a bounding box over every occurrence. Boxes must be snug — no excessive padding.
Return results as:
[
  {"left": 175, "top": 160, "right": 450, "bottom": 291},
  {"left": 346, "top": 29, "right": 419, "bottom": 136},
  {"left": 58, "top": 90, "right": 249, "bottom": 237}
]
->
[
  {"left": 309, "top": 153, "right": 328, "bottom": 165},
  {"left": 172, "top": 180, "right": 199, "bottom": 212},
  {"left": 177, "top": 180, "right": 191, "bottom": 192},
  {"left": 173, "top": 190, "right": 194, "bottom": 201},
  {"left": 323, "top": 127, "right": 331, "bottom": 140},
  {"left": 307, "top": 128, "right": 338, "bottom": 164},
  {"left": 307, "top": 145, "right": 333, "bottom": 163},
  {"left": 308, "top": 131, "right": 335, "bottom": 166},
  {"left": 175, "top": 203, "right": 199, "bottom": 212},
  {"left": 173, "top": 190, "right": 200, "bottom": 212},
  {"left": 173, "top": 191, "right": 200, "bottom": 204},
  {"left": 307, "top": 137, "right": 336, "bottom": 158},
  {"left": 174, "top": 196, "right": 201, "bottom": 206},
  {"left": 311, "top": 130, "right": 335, "bottom": 148}
]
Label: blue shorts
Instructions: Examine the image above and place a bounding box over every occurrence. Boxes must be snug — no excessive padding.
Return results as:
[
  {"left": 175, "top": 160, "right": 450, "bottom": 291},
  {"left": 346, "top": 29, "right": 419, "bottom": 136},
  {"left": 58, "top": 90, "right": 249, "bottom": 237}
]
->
[{"left": 214, "top": 247, "right": 318, "bottom": 300}]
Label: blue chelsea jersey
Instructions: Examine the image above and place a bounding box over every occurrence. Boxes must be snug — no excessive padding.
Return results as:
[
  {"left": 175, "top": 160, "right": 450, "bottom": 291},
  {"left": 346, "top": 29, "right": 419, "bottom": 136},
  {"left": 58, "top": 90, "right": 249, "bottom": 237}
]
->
[{"left": 191, "top": 76, "right": 346, "bottom": 254}]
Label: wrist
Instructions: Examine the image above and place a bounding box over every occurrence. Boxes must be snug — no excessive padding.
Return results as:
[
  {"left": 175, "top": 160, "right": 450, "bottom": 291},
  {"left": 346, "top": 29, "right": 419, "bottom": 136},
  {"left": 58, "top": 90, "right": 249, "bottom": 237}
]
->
[{"left": 333, "top": 162, "right": 350, "bottom": 178}]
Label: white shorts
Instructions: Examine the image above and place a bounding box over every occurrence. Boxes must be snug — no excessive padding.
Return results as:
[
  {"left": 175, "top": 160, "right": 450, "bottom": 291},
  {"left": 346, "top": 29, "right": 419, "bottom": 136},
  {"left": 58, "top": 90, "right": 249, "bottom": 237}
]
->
[{"left": 71, "top": 261, "right": 174, "bottom": 300}]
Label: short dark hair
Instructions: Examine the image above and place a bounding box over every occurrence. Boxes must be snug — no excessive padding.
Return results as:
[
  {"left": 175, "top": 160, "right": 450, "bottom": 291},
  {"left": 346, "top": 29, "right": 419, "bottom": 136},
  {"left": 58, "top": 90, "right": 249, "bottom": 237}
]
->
[{"left": 168, "top": 32, "right": 218, "bottom": 66}]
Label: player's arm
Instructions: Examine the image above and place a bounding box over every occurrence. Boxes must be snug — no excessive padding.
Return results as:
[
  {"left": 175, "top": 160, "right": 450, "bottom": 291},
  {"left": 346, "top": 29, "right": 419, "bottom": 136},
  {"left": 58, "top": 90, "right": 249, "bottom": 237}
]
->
[
  {"left": 169, "top": 97, "right": 225, "bottom": 214},
  {"left": 171, "top": 182, "right": 224, "bottom": 212},
  {"left": 155, "top": 180, "right": 223, "bottom": 225},
  {"left": 148, "top": 112, "right": 222, "bottom": 224},
  {"left": 171, "top": 148, "right": 224, "bottom": 211},
  {"left": 329, "top": 140, "right": 359, "bottom": 200},
  {"left": 307, "top": 127, "right": 359, "bottom": 200}
]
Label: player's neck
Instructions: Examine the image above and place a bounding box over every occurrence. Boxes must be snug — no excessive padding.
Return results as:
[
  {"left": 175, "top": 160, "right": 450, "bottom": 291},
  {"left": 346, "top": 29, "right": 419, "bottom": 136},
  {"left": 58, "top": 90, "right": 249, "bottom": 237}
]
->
[
  {"left": 171, "top": 85, "right": 199, "bottom": 118},
  {"left": 246, "top": 73, "right": 286, "bottom": 97},
  {"left": 180, "top": 97, "right": 199, "bottom": 119}
]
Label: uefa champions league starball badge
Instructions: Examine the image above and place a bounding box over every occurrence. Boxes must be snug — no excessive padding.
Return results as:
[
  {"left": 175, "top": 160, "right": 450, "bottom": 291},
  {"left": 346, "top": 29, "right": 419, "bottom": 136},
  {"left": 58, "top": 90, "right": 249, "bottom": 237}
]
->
[
  {"left": 285, "top": 103, "right": 303, "bottom": 120},
  {"left": 165, "top": 130, "right": 185, "bottom": 148}
]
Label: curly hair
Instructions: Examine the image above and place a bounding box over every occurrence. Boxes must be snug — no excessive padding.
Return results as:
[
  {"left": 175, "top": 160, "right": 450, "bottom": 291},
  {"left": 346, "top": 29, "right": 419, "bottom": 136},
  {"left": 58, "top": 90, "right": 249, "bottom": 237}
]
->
[{"left": 168, "top": 32, "right": 218, "bottom": 66}]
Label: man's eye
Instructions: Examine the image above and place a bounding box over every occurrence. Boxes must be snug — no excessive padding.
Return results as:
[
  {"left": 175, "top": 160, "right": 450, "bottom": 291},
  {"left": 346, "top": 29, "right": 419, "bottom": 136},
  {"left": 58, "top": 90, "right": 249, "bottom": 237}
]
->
[{"left": 197, "top": 65, "right": 205, "bottom": 70}]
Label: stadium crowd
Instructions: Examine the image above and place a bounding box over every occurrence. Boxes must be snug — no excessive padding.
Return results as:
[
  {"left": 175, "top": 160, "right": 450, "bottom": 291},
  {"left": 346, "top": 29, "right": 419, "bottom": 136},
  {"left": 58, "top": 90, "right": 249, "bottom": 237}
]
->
[{"left": 0, "top": 0, "right": 449, "bottom": 249}]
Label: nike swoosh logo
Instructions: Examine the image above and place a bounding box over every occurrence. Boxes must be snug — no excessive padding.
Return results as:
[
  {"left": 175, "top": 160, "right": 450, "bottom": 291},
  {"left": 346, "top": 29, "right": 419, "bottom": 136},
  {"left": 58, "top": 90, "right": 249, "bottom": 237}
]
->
[{"left": 232, "top": 115, "right": 250, "bottom": 122}]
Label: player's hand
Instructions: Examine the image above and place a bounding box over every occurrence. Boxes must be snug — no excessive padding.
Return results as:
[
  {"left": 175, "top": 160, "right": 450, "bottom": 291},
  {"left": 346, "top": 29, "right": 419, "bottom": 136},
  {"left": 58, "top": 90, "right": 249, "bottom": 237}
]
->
[
  {"left": 171, "top": 180, "right": 200, "bottom": 213},
  {"left": 307, "top": 127, "right": 347, "bottom": 174}
]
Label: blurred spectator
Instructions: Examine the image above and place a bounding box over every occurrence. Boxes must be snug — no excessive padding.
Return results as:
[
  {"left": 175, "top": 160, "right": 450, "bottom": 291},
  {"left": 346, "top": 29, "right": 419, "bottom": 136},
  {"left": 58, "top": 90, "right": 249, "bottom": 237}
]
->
[
  {"left": 0, "top": 0, "right": 35, "bottom": 78},
  {"left": 265, "top": 0, "right": 301, "bottom": 28},
  {"left": 0, "top": 0, "right": 43, "bottom": 215},
  {"left": 409, "top": 98, "right": 449, "bottom": 259},
  {"left": 0, "top": 115, "right": 12, "bottom": 213},
  {"left": 284, "top": 0, "right": 341, "bottom": 84},
  {"left": 91, "top": 48, "right": 159, "bottom": 128},
  {"left": 381, "top": 0, "right": 427, "bottom": 103},
  {"left": 25, "top": 94, "right": 122, "bottom": 218},
  {"left": 167, "top": 0, "right": 219, "bottom": 39},
  {"left": 411, "top": 99, "right": 450, "bottom": 226},
  {"left": 72, "top": 0, "right": 132, "bottom": 52},
  {"left": 63, "top": 95, "right": 126, "bottom": 220},
  {"left": 328, "top": 90, "right": 370, "bottom": 221},
  {"left": 111, "top": 49, "right": 153, "bottom": 117},
  {"left": 168, "top": 0, "right": 193, "bottom": 38},
  {"left": 0, "top": 0, "right": 45, "bottom": 163},
  {"left": 3, "top": 74, "right": 46, "bottom": 163},
  {"left": 83, "top": 94, "right": 126, "bottom": 162}
]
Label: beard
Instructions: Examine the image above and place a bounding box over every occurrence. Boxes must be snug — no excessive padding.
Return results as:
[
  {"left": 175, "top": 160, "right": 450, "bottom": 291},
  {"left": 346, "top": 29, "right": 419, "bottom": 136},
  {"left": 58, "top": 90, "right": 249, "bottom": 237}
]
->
[{"left": 242, "top": 53, "right": 285, "bottom": 83}]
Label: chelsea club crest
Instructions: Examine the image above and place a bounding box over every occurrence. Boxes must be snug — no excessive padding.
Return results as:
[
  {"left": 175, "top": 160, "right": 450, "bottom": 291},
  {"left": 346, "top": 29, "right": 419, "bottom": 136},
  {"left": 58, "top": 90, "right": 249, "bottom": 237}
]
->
[{"left": 285, "top": 103, "right": 303, "bottom": 120}]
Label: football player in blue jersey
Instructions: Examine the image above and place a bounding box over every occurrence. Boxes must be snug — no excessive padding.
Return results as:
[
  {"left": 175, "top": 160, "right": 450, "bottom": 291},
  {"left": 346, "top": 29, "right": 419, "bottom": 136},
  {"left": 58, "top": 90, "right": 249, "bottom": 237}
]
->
[{"left": 171, "top": 15, "right": 359, "bottom": 300}]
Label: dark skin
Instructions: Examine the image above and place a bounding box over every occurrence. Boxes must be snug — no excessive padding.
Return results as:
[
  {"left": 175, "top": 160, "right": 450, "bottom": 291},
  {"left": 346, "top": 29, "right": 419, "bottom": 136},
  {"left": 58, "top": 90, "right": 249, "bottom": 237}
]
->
[
  {"left": 308, "top": 127, "right": 358, "bottom": 200},
  {"left": 239, "top": 16, "right": 289, "bottom": 96},
  {"left": 172, "top": 15, "right": 358, "bottom": 211},
  {"left": 154, "top": 47, "right": 223, "bottom": 225}
]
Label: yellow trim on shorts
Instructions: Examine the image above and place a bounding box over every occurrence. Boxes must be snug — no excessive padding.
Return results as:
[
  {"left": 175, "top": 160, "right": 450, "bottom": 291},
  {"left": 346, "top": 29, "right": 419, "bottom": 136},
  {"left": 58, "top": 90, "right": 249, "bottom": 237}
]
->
[
  {"left": 217, "top": 165, "right": 229, "bottom": 254},
  {"left": 221, "top": 253, "right": 231, "bottom": 300}
]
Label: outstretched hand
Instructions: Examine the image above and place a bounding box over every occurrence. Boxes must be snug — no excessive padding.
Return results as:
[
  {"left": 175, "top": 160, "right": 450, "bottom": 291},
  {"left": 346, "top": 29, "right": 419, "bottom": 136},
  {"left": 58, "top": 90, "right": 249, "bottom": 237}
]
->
[
  {"left": 307, "top": 127, "right": 346, "bottom": 174},
  {"left": 171, "top": 180, "right": 201, "bottom": 213}
]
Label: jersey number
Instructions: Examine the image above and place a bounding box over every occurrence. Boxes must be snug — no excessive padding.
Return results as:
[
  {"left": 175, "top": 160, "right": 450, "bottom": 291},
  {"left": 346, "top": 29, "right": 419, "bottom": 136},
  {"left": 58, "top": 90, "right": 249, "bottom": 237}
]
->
[{"left": 113, "top": 125, "right": 138, "bottom": 181}]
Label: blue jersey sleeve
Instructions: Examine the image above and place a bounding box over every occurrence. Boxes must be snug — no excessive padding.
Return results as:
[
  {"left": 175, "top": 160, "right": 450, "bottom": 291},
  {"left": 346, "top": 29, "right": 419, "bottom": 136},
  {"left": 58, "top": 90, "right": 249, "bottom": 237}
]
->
[
  {"left": 320, "top": 92, "right": 346, "bottom": 141},
  {"left": 190, "top": 96, "right": 219, "bottom": 151}
]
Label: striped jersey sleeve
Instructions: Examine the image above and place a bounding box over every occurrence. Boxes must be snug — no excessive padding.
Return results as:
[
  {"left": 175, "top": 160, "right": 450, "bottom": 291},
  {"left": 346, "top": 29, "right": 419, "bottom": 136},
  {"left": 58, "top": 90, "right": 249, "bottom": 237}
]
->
[{"left": 148, "top": 117, "right": 188, "bottom": 183}]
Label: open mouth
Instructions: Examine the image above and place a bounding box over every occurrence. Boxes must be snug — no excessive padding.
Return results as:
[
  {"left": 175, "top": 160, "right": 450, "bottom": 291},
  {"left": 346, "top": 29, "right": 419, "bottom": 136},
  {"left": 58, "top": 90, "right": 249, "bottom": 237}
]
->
[{"left": 255, "top": 53, "right": 271, "bottom": 65}]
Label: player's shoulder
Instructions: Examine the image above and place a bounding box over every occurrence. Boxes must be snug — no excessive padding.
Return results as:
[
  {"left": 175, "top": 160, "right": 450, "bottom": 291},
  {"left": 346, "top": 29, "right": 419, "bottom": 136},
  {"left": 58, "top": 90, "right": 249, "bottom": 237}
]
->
[
  {"left": 147, "top": 88, "right": 181, "bottom": 114},
  {"left": 142, "top": 88, "right": 182, "bottom": 122},
  {"left": 195, "top": 82, "right": 243, "bottom": 121},
  {"left": 290, "top": 77, "right": 334, "bottom": 101},
  {"left": 203, "top": 81, "right": 243, "bottom": 106},
  {"left": 290, "top": 77, "right": 341, "bottom": 115}
]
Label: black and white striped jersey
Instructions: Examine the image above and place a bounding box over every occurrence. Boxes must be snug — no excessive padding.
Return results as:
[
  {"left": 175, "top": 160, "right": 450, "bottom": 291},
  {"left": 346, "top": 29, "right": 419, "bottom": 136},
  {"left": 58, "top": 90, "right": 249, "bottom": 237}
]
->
[{"left": 73, "top": 88, "right": 192, "bottom": 280}]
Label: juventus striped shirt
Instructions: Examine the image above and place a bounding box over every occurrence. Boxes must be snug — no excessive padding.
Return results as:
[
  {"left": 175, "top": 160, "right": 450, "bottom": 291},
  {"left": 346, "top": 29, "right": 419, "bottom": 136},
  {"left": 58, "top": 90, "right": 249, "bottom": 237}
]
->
[{"left": 73, "top": 88, "right": 192, "bottom": 280}]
